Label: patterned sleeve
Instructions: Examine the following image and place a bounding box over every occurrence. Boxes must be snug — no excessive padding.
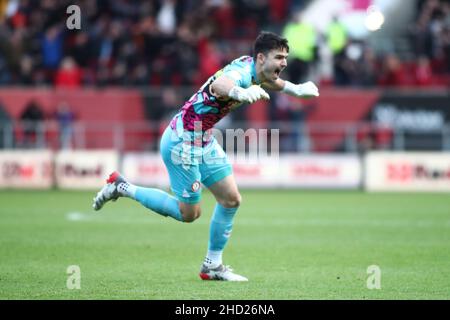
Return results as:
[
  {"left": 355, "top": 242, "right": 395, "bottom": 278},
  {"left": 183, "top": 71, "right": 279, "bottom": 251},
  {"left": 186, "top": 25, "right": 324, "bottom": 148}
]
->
[{"left": 221, "top": 60, "right": 253, "bottom": 88}]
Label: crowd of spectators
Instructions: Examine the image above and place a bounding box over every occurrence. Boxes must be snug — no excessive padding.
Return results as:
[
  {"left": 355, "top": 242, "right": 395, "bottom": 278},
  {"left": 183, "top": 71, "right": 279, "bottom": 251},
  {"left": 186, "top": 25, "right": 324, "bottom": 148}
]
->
[
  {"left": 412, "top": 0, "right": 450, "bottom": 73},
  {"left": 0, "top": 0, "right": 302, "bottom": 87},
  {"left": 0, "top": 0, "right": 448, "bottom": 89},
  {"left": 381, "top": 0, "right": 450, "bottom": 86}
]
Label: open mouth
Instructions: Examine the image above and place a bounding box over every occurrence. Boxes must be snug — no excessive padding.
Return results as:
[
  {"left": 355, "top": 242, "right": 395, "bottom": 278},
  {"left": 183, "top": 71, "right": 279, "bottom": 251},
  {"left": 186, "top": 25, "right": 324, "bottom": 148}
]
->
[{"left": 274, "top": 69, "right": 281, "bottom": 77}]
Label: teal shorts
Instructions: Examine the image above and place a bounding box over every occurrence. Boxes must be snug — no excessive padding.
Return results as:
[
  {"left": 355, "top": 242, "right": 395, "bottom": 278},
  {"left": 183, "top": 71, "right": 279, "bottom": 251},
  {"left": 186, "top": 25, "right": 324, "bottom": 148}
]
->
[{"left": 160, "top": 125, "right": 232, "bottom": 204}]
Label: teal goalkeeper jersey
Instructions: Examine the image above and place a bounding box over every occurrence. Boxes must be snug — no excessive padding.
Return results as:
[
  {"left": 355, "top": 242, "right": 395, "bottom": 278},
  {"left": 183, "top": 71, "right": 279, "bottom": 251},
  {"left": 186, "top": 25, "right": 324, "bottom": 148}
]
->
[{"left": 170, "top": 55, "right": 261, "bottom": 133}]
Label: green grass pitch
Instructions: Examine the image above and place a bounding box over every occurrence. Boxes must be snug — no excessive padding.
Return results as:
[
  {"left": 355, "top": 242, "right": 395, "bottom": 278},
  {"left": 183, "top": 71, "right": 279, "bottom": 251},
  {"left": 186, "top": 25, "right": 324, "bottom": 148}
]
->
[{"left": 0, "top": 189, "right": 449, "bottom": 299}]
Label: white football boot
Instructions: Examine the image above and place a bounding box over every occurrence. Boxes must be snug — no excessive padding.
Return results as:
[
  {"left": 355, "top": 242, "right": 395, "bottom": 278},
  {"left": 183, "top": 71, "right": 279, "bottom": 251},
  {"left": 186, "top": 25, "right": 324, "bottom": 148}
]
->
[
  {"left": 199, "top": 264, "right": 248, "bottom": 281},
  {"left": 92, "top": 171, "right": 126, "bottom": 211}
]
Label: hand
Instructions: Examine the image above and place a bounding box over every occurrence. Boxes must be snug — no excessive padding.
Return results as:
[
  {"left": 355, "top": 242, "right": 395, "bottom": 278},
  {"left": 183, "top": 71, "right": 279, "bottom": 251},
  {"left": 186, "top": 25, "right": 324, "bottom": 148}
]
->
[
  {"left": 297, "top": 81, "right": 319, "bottom": 97},
  {"left": 283, "top": 80, "right": 319, "bottom": 98},
  {"left": 228, "top": 85, "right": 270, "bottom": 104}
]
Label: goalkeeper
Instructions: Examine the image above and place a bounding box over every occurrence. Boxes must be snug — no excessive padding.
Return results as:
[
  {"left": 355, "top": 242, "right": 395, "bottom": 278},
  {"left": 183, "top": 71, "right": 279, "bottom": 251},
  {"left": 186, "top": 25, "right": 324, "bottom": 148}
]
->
[{"left": 93, "top": 31, "right": 319, "bottom": 281}]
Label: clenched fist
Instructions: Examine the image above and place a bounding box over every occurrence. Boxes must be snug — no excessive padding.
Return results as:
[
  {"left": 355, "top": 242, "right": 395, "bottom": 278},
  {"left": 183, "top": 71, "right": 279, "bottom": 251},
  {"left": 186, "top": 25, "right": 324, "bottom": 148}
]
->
[
  {"left": 283, "top": 81, "right": 319, "bottom": 98},
  {"left": 228, "top": 85, "right": 270, "bottom": 104}
]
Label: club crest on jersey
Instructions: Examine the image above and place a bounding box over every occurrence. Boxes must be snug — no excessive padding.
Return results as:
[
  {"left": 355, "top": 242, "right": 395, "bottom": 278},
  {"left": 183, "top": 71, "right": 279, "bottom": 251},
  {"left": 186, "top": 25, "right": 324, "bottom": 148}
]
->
[{"left": 191, "top": 181, "right": 201, "bottom": 192}]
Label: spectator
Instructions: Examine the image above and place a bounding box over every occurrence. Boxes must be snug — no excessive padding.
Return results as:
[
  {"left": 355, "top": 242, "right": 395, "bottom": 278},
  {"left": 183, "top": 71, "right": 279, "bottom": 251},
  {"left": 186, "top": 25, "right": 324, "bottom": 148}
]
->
[
  {"left": 18, "top": 55, "right": 34, "bottom": 85},
  {"left": 19, "top": 100, "right": 44, "bottom": 148},
  {"left": 40, "top": 24, "right": 64, "bottom": 71},
  {"left": 333, "top": 43, "right": 356, "bottom": 86},
  {"left": 414, "top": 55, "right": 433, "bottom": 85},
  {"left": 197, "top": 38, "right": 222, "bottom": 84},
  {"left": 234, "top": 0, "right": 270, "bottom": 34},
  {"left": 282, "top": 13, "right": 318, "bottom": 83},
  {"left": 54, "top": 56, "right": 82, "bottom": 88},
  {"left": 326, "top": 16, "right": 348, "bottom": 56},
  {"left": 0, "top": 99, "right": 12, "bottom": 148},
  {"left": 269, "top": 0, "right": 290, "bottom": 26},
  {"left": 357, "top": 46, "right": 378, "bottom": 87},
  {"left": 71, "top": 32, "right": 93, "bottom": 68},
  {"left": 0, "top": 52, "right": 11, "bottom": 84},
  {"left": 55, "top": 101, "right": 75, "bottom": 149},
  {"left": 378, "top": 54, "right": 409, "bottom": 87}
]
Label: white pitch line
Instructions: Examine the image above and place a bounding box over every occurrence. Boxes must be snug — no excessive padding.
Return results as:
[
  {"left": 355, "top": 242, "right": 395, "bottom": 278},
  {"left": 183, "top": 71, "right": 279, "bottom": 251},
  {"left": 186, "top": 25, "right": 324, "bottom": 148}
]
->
[
  {"left": 66, "top": 211, "right": 92, "bottom": 221},
  {"left": 64, "top": 211, "right": 450, "bottom": 229}
]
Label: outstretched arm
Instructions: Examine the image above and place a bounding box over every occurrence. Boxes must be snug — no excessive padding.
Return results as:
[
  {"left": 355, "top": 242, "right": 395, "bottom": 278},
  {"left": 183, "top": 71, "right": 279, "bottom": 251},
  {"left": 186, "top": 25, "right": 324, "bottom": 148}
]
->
[
  {"left": 210, "top": 75, "right": 237, "bottom": 99},
  {"left": 262, "top": 78, "right": 320, "bottom": 98},
  {"left": 211, "top": 75, "right": 270, "bottom": 103}
]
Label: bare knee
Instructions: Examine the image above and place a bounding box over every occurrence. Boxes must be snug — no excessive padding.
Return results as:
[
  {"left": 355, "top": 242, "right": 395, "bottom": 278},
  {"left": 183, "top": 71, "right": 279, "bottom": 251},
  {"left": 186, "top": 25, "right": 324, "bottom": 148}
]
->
[
  {"left": 180, "top": 205, "right": 201, "bottom": 223},
  {"left": 219, "top": 192, "right": 242, "bottom": 208}
]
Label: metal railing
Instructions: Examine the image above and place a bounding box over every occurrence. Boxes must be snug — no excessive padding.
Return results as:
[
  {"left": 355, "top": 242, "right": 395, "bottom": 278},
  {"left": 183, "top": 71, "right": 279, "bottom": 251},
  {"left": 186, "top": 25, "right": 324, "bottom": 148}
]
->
[{"left": 1, "top": 120, "right": 449, "bottom": 153}]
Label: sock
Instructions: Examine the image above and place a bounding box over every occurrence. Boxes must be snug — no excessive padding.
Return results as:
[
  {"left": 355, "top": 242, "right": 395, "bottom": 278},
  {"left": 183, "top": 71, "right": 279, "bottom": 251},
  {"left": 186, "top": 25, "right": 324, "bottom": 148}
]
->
[
  {"left": 133, "top": 186, "right": 183, "bottom": 222},
  {"left": 204, "top": 250, "right": 223, "bottom": 268},
  {"left": 117, "top": 182, "right": 137, "bottom": 198},
  {"left": 206, "top": 203, "right": 238, "bottom": 267}
]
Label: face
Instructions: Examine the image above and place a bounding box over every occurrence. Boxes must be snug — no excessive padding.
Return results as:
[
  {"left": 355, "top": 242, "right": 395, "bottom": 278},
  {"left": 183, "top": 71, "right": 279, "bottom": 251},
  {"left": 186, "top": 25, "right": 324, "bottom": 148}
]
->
[{"left": 258, "top": 48, "right": 288, "bottom": 81}]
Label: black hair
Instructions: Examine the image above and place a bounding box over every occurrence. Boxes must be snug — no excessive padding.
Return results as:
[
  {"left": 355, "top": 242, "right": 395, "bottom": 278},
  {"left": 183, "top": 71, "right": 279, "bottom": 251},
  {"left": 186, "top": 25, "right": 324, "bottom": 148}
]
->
[{"left": 253, "top": 31, "right": 289, "bottom": 60}]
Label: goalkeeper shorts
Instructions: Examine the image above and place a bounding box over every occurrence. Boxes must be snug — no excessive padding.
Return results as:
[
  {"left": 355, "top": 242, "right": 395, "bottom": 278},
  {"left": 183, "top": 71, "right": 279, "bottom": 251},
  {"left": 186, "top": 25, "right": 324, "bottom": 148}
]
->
[{"left": 160, "top": 125, "right": 232, "bottom": 204}]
